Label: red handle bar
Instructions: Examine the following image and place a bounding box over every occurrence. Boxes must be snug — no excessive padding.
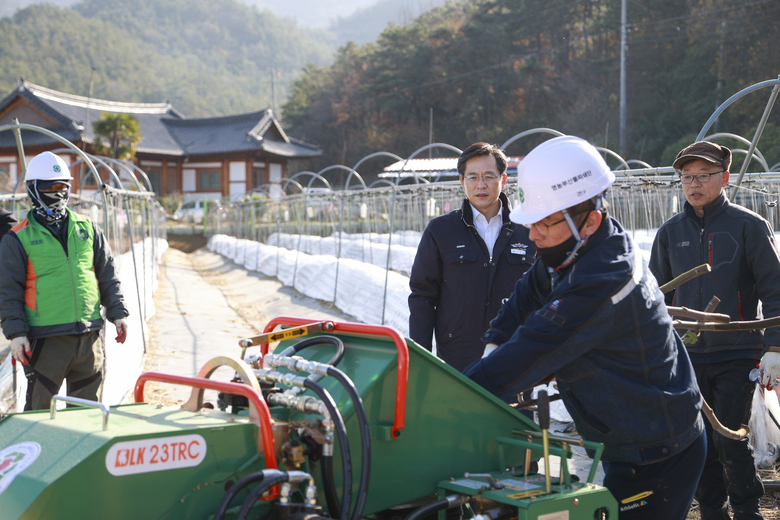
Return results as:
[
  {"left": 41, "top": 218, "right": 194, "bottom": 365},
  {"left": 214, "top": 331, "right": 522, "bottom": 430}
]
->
[{"left": 134, "top": 372, "right": 278, "bottom": 470}]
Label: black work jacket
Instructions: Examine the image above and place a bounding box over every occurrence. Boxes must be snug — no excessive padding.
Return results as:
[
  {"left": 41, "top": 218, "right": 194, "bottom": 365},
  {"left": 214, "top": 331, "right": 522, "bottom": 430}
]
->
[
  {"left": 0, "top": 208, "right": 16, "bottom": 242},
  {"left": 650, "top": 194, "right": 780, "bottom": 360},
  {"left": 408, "top": 194, "right": 534, "bottom": 371}
]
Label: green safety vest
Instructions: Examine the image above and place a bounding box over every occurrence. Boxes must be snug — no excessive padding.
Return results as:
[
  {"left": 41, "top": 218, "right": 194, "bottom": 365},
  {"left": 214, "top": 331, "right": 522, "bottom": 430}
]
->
[{"left": 14, "top": 208, "right": 101, "bottom": 327}]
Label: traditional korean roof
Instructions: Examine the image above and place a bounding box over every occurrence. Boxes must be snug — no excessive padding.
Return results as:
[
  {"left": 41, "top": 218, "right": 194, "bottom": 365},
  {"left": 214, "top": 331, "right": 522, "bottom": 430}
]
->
[
  {"left": 0, "top": 80, "right": 321, "bottom": 159},
  {"left": 163, "top": 110, "right": 320, "bottom": 157}
]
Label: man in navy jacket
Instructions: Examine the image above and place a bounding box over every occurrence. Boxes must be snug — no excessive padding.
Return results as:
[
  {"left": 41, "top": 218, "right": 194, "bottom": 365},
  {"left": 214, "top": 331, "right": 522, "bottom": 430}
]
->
[
  {"left": 464, "top": 136, "right": 705, "bottom": 520},
  {"left": 650, "top": 141, "right": 780, "bottom": 520},
  {"left": 409, "top": 142, "right": 534, "bottom": 371}
]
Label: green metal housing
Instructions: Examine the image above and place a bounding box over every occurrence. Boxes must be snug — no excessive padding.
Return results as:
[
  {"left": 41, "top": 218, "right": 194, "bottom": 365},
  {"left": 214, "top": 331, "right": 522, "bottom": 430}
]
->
[
  {"left": 0, "top": 403, "right": 267, "bottom": 519},
  {"left": 0, "top": 326, "right": 616, "bottom": 519}
]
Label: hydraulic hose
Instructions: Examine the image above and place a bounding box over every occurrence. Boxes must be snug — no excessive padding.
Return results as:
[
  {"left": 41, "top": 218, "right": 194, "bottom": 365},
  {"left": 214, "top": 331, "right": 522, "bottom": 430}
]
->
[
  {"left": 303, "top": 378, "right": 352, "bottom": 520},
  {"left": 281, "top": 335, "right": 345, "bottom": 368},
  {"left": 320, "top": 454, "right": 342, "bottom": 518},
  {"left": 405, "top": 495, "right": 469, "bottom": 520},
  {"left": 214, "top": 469, "right": 286, "bottom": 520},
  {"left": 325, "top": 366, "right": 372, "bottom": 520},
  {"left": 236, "top": 472, "right": 291, "bottom": 520}
]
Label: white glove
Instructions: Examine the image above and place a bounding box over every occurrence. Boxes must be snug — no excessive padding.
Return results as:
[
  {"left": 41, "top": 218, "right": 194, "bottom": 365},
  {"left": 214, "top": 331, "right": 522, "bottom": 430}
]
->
[
  {"left": 10, "top": 336, "right": 31, "bottom": 365},
  {"left": 759, "top": 351, "right": 780, "bottom": 390},
  {"left": 482, "top": 343, "right": 499, "bottom": 358},
  {"left": 114, "top": 318, "right": 128, "bottom": 344}
]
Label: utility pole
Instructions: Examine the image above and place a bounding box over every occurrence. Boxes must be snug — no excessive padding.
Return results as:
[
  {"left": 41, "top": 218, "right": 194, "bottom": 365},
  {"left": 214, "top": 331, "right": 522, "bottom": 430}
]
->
[
  {"left": 83, "top": 66, "right": 95, "bottom": 145},
  {"left": 619, "top": 0, "right": 627, "bottom": 158},
  {"left": 714, "top": 21, "right": 726, "bottom": 132},
  {"left": 271, "top": 69, "right": 277, "bottom": 114},
  {"left": 428, "top": 108, "right": 433, "bottom": 158}
]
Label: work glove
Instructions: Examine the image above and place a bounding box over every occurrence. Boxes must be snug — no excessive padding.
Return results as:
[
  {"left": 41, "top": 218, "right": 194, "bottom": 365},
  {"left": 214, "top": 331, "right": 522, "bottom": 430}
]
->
[
  {"left": 482, "top": 343, "right": 499, "bottom": 358},
  {"left": 113, "top": 318, "right": 128, "bottom": 344},
  {"left": 758, "top": 351, "right": 780, "bottom": 390},
  {"left": 10, "top": 336, "right": 31, "bottom": 365}
]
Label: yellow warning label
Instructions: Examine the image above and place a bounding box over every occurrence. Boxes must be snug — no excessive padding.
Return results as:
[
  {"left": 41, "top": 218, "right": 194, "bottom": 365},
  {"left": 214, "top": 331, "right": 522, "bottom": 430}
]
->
[{"left": 267, "top": 327, "right": 309, "bottom": 342}]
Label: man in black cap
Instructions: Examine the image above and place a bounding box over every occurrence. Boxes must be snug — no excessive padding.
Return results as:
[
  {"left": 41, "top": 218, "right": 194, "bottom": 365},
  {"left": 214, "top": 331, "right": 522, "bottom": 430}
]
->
[{"left": 650, "top": 141, "right": 780, "bottom": 520}]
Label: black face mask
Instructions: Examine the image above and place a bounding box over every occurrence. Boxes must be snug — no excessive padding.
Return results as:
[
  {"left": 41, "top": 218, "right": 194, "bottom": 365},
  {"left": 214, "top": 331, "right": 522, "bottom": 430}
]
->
[
  {"left": 536, "top": 234, "right": 578, "bottom": 269},
  {"left": 27, "top": 183, "right": 70, "bottom": 222}
]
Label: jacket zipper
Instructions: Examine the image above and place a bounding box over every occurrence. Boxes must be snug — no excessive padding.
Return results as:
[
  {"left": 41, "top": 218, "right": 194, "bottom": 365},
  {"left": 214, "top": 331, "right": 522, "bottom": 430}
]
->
[
  {"left": 699, "top": 224, "right": 706, "bottom": 316},
  {"left": 67, "top": 232, "right": 79, "bottom": 323}
]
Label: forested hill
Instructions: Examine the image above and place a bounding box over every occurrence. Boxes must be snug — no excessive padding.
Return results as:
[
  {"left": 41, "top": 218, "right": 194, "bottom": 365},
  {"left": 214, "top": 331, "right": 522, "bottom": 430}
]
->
[
  {"left": 283, "top": 0, "right": 780, "bottom": 169},
  {"left": 0, "top": 0, "right": 334, "bottom": 117}
]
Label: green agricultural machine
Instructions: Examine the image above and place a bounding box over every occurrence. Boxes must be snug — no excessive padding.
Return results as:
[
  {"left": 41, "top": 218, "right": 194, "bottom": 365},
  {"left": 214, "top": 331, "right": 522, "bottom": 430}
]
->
[{"left": 0, "top": 316, "right": 617, "bottom": 519}]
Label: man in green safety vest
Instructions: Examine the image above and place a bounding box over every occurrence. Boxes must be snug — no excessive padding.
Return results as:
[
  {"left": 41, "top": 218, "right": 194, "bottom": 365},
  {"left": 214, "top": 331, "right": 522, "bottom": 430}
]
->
[{"left": 0, "top": 151, "right": 129, "bottom": 410}]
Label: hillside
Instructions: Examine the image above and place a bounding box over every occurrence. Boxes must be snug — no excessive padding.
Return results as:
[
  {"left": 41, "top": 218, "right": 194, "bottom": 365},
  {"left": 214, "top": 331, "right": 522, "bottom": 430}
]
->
[
  {"left": 0, "top": 0, "right": 333, "bottom": 117},
  {"left": 283, "top": 0, "right": 780, "bottom": 169}
]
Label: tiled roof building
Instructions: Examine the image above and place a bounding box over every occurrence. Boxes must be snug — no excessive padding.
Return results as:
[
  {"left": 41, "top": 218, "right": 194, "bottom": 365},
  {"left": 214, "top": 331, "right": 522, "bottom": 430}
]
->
[{"left": 0, "top": 80, "right": 321, "bottom": 198}]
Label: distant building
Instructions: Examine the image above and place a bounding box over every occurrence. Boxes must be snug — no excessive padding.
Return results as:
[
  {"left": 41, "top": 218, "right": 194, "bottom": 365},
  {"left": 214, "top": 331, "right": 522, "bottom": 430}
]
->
[
  {"left": 379, "top": 156, "right": 523, "bottom": 181},
  {"left": 0, "top": 80, "right": 321, "bottom": 198}
]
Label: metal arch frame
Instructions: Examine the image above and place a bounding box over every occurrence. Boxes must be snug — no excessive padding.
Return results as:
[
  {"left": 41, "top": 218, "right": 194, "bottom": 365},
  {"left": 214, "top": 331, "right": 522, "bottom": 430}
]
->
[
  {"left": 368, "top": 179, "right": 396, "bottom": 189},
  {"left": 279, "top": 178, "right": 306, "bottom": 195},
  {"left": 730, "top": 148, "right": 770, "bottom": 174},
  {"left": 50, "top": 148, "right": 144, "bottom": 193},
  {"left": 317, "top": 164, "right": 366, "bottom": 191},
  {"left": 100, "top": 157, "right": 152, "bottom": 192},
  {"left": 393, "top": 143, "right": 462, "bottom": 186},
  {"left": 118, "top": 158, "right": 154, "bottom": 193},
  {"left": 626, "top": 159, "right": 653, "bottom": 170},
  {"left": 349, "top": 152, "right": 404, "bottom": 190},
  {"left": 500, "top": 128, "right": 565, "bottom": 151},
  {"left": 1, "top": 121, "right": 107, "bottom": 222},
  {"left": 696, "top": 75, "right": 780, "bottom": 200},
  {"left": 82, "top": 155, "right": 144, "bottom": 192},
  {"left": 595, "top": 146, "right": 630, "bottom": 172},
  {"left": 288, "top": 171, "right": 333, "bottom": 191},
  {"left": 700, "top": 132, "right": 770, "bottom": 172},
  {"left": 70, "top": 155, "right": 123, "bottom": 192}
]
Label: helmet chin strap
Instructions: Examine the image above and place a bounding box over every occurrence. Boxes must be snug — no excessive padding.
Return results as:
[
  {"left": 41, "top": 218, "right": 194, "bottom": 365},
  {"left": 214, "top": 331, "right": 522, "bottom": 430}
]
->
[
  {"left": 557, "top": 194, "right": 605, "bottom": 269},
  {"left": 30, "top": 181, "right": 53, "bottom": 216}
]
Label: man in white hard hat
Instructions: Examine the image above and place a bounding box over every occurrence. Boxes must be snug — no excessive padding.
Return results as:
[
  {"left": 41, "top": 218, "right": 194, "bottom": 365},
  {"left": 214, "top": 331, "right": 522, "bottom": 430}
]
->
[
  {"left": 650, "top": 141, "right": 780, "bottom": 520},
  {"left": 0, "top": 151, "right": 129, "bottom": 410},
  {"left": 464, "top": 136, "right": 705, "bottom": 519}
]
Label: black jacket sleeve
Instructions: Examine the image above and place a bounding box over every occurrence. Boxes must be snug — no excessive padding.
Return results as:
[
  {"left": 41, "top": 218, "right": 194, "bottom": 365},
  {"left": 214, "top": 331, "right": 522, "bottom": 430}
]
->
[
  {"left": 0, "top": 208, "right": 17, "bottom": 243},
  {"left": 745, "top": 219, "right": 780, "bottom": 348},
  {"left": 408, "top": 224, "right": 441, "bottom": 351},
  {"left": 92, "top": 222, "right": 129, "bottom": 322},
  {"left": 0, "top": 232, "right": 30, "bottom": 339}
]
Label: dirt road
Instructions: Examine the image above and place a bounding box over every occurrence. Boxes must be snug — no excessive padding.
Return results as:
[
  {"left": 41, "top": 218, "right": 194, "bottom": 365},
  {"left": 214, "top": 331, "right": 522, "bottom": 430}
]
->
[{"left": 141, "top": 238, "right": 352, "bottom": 405}]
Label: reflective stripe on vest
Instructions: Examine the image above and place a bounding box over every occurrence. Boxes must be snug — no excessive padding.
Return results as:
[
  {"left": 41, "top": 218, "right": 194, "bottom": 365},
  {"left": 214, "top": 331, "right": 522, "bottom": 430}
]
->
[{"left": 13, "top": 209, "right": 101, "bottom": 327}]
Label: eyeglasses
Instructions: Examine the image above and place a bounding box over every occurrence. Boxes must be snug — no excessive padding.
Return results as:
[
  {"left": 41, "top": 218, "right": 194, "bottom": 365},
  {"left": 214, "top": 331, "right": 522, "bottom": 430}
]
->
[
  {"left": 678, "top": 171, "right": 724, "bottom": 184},
  {"left": 523, "top": 210, "right": 590, "bottom": 235},
  {"left": 463, "top": 173, "right": 500, "bottom": 184}
]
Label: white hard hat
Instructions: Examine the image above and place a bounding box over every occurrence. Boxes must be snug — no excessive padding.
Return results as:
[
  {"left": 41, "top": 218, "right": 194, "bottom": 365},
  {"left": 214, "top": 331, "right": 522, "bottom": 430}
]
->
[
  {"left": 509, "top": 136, "right": 615, "bottom": 225},
  {"left": 25, "top": 152, "right": 73, "bottom": 182}
]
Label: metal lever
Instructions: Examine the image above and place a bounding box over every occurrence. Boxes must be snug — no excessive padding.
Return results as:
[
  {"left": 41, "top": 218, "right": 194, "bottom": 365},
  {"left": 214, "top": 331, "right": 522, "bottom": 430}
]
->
[
  {"left": 538, "top": 390, "right": 552, "bottom": 493},
  {"left": 50, "top": 395, "right": 110, "bottom": 431}
]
